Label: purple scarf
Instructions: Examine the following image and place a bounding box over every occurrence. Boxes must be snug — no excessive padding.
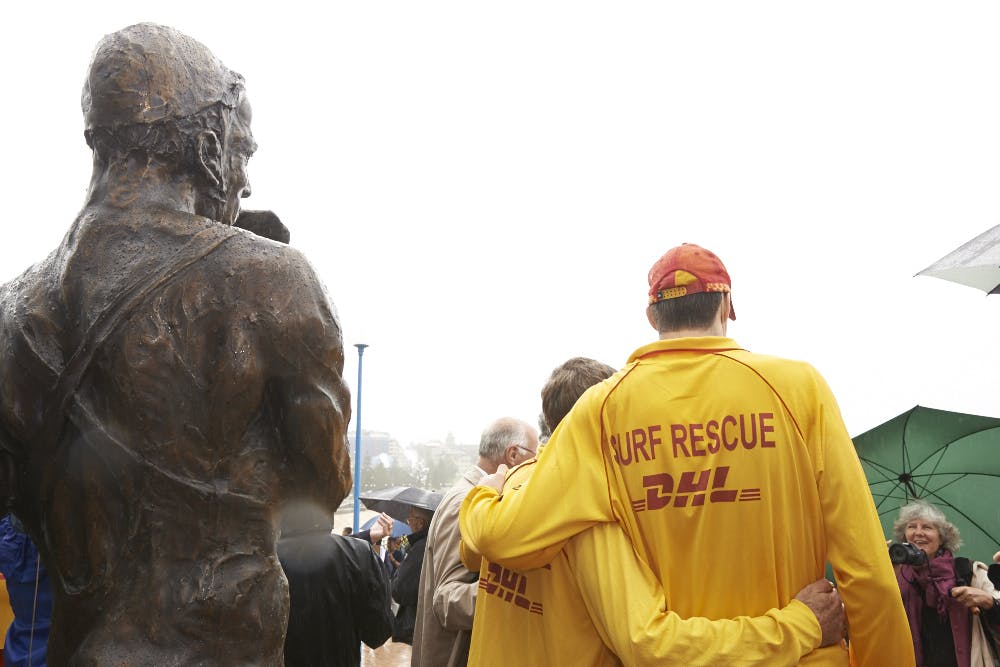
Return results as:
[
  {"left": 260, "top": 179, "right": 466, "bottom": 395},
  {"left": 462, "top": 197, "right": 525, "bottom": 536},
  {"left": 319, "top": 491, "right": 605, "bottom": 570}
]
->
[{"left": 896, "top": 550, "right": 972, "bottom": 667}]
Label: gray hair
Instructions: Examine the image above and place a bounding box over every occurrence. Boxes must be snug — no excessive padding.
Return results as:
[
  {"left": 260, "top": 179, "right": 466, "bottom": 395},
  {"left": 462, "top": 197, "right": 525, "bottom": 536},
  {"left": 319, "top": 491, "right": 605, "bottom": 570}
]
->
[
  {"left": 479, "top": 417, "right": 531, "bottom": 464},
  {"left": 891, "top": 500, "right": 962, "bottom": 553}
]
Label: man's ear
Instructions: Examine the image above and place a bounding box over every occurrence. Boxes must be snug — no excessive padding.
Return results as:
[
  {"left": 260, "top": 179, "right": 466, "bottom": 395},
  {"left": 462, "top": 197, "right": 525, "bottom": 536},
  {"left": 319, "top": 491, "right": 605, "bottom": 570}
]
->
[
  {"left": 503, "top": 446, "right": 519, "bottom": 468},
  {"left": 197, "top": 130, "right": 223, "bottom": 187}
]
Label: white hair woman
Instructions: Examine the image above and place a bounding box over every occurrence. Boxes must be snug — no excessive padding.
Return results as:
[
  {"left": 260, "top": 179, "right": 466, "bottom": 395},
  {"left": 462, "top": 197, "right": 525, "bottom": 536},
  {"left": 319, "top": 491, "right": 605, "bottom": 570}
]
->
[{"left": 892, "top": 500, "right": 1000, "bottom": 667}]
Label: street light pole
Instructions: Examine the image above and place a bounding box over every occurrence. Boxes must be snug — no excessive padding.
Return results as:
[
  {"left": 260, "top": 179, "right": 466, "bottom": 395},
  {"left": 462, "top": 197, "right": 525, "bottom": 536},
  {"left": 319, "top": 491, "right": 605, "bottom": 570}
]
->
[{"left": 352, "top": 343, "right": 368, "bottom": 533}]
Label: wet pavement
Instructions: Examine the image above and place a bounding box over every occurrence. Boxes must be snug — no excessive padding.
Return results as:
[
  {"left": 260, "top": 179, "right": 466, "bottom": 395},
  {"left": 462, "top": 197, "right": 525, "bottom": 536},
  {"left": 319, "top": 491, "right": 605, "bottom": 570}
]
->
[{"left": 362, "top": 639, "right": 412, "bottom": 666}]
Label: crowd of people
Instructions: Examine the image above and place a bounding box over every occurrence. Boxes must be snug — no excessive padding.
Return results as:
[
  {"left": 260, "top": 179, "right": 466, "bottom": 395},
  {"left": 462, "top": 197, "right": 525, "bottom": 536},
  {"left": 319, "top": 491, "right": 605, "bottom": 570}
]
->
[{"left": 271, "top": 243, "right": 1000, "bottom": 667}]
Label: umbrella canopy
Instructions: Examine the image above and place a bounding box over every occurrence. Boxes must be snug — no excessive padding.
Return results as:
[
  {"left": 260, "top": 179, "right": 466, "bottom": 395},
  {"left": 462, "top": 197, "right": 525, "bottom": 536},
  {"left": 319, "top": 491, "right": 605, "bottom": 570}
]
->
[
  {"left": 852, "top": 405, "right": 1000, "bottom": 563},
  {"left": 916, "top": 223, "right": 1000, "bottom": 293},
  {"left": 360, "top": 513, "right": 411, "bottom": 538},
  {"left": 359, "top": 486, "right": 443, "bottom": 523}
]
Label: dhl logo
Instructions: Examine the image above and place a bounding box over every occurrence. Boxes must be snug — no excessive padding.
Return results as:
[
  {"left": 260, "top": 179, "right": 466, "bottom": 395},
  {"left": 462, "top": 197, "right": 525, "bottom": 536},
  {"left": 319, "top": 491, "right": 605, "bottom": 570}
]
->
[
  {"left": 479, "top": 561, "right": 546, "bottom": 615},
  {"left": 632, "top": 466, "right": 761, "bottom": 511}
]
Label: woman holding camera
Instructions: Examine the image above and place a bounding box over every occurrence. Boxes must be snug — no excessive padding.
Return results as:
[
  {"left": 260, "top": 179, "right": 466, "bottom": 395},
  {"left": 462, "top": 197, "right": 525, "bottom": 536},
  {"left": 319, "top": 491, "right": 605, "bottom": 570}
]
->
[{"left": 893, "top": 500, "right": 1000, "bottom": 667}]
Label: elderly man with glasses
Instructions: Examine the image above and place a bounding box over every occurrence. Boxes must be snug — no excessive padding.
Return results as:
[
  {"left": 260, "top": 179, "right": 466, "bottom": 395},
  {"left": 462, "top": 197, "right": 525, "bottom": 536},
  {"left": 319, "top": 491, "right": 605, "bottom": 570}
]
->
[{"left": 412, "top": 417, "right": 538, "bottom": 666}]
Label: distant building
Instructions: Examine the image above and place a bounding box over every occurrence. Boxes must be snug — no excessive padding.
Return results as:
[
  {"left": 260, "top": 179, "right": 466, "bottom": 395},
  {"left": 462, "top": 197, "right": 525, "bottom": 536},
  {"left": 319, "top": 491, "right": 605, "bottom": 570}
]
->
[
  {"left": 349, "top": 430, "right": 396, "bottom": 465},
  {"left": 345, "top": 429, "right": 478, "bottom": 491}
]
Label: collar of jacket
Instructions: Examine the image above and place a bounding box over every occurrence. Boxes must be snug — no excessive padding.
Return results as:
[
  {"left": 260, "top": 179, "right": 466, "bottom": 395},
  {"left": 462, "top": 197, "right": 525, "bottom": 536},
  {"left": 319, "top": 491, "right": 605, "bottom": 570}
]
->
[
  {"left": 407, "top": 525, "right": 430, "bottom": 545},
  {"left": 628, "top": 336, "right": 744, "bottom": 364}
]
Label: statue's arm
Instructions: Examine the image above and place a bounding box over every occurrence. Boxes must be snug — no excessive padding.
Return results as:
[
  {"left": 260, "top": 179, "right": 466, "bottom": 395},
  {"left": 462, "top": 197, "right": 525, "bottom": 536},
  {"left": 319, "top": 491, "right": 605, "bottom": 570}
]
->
[{"left": 260, "top": 248, "right": 352, "bottom": 509}]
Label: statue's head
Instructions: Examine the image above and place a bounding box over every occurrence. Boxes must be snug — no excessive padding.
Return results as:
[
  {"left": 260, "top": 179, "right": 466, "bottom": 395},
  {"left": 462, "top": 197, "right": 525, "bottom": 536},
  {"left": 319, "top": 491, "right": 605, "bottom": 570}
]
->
[{"left": 82, "top": 23, "right": 256, "bottom": 225}]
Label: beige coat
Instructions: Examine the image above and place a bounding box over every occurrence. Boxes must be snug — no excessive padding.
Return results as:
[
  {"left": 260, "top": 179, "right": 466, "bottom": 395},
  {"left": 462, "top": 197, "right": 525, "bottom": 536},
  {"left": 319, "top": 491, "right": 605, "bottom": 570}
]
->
[
  {"left": 970, "top": 560, "right": 1000, "bottom": 667},
  {"left": 411, "top": 467, "right": 484, "bottom": 666}
]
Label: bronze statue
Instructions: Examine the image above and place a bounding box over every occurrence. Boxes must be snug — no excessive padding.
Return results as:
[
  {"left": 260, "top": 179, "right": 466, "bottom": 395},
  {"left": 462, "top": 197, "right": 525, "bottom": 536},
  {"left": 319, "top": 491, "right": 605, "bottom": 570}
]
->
[{"left": 0, "top": 23, "right": 352, "bottom": 664}]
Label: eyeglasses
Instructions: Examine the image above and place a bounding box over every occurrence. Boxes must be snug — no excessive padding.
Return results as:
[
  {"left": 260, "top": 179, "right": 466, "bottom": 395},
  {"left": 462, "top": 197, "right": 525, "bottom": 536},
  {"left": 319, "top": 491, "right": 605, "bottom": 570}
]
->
[{"left": 514, "top": 444, "right": 537, "bottom": 458}]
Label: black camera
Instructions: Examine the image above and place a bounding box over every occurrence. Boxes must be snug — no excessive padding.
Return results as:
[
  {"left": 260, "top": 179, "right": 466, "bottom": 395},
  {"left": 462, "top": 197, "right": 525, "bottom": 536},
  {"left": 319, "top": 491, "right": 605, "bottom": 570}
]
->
[{"left": 889, "top": 542, "right": 928, "bottom": 566}]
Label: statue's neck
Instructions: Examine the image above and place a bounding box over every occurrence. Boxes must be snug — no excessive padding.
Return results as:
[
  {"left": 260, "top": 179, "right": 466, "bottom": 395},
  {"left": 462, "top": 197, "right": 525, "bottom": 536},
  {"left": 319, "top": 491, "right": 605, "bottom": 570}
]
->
[{"left": 85, "top": 155, "right": 199, "bottom": 215}]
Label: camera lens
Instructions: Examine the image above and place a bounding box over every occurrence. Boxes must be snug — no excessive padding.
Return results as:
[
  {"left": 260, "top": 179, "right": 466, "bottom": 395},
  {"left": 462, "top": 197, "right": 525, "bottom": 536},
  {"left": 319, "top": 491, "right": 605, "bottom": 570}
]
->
[
  {"left": 888, "top": 542, "right": 927, "bottom": 566},
  {"left": 888, "top": 543, "right": 910, "bottom": 565}
]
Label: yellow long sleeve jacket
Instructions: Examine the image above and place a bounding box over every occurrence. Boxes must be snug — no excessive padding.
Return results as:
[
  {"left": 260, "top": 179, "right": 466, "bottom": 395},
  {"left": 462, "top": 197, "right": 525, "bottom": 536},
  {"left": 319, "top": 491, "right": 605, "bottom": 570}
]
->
[
  {"left": 460, "top": 337, "right": 914, "bottom": 667},
  {"left": 461, "top": 461, "right": 826, "bottom": 666}
]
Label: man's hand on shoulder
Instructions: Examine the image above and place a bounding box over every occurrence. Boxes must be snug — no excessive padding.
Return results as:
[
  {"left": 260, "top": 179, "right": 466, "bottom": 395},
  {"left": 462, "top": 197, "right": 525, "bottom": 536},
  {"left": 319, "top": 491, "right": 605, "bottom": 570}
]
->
[
  {"left": 479, "top": 465, "right": 508, "bottom": 493},
  {"left": 795, "top": 579, "right": 845, "bottom": 647}
]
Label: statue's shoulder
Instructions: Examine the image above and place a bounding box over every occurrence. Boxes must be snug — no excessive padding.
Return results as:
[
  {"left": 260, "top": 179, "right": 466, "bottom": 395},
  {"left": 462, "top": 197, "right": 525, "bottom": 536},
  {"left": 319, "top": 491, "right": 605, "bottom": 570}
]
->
[
  {"left": 216, "top": 226, "right": 319, "bottom": 283},
  {"left": 198, "top": 226, "right": 334, "bottom": 319},
  {"left": 135, "top": 212, "right": 314, "bottom": 280}
]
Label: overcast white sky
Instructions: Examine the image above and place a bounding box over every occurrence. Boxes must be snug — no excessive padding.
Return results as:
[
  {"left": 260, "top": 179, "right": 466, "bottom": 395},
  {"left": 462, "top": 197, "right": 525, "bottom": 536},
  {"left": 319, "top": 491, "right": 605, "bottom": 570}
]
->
[{"left": 4, "top": 2, "right": 1000, "bottom": 447}]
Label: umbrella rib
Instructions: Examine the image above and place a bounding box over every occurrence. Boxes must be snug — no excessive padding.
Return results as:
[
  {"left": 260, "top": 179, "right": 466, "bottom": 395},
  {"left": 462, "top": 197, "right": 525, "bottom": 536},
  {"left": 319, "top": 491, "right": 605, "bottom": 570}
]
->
[
  {"left": 858, "top": 457, "right": 909, "bottom": 514},
  {"left": 920, "top": 483, "right": 998, "bottom": 551},
  {"left": 900, "top": 408, "right": 917, "bottom": 499},
  {"left": 871, "top": 480, "right": 909, "bottom": 514},
  {"left": 907, "top": 471, "right": 965, "bottom": 497},
  {"left": 908, "top": 471, "right": 1000, "bottom": 493},
  {"left": 897, "top": 418, "right": 1000, "bottom": 498},
  {"left": 913, "top": 444, "right": 948, "bottom": 499},
  {"left": 857, "top": 457, "right": 899, "bottom": 484},
  {"left": 905, "top": 423, "right": 1000, "bottom": 475}
]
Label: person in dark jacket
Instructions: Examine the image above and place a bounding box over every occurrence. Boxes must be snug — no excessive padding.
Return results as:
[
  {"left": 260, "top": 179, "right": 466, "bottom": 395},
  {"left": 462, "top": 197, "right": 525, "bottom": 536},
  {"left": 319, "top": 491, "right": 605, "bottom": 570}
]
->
[
  {"left": 391, "top": 506, "right": 433, "bottom": 644},
  {"left": 350, "top": 513, "right": 397, "bottom": 580},
  {"left": 278, "top": 503, "right": 393, "bottom": 667}
]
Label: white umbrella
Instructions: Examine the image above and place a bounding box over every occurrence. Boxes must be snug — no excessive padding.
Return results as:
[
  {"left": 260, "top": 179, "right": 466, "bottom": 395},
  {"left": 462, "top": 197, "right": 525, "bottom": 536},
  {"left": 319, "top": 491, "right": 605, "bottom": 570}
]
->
[{"left": 917, "top": 223, "right": 1000, "bottom": 293}]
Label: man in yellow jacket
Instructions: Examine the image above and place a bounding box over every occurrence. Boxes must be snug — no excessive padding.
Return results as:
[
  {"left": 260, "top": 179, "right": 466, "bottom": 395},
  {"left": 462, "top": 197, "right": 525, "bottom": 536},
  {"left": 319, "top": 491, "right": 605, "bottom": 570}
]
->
[
  {"left": 460, "top": 244, "right": 914, "bottom": 666},
  {"left": 463, "top": 466, "right": 848, "bottom": 666},
  {"left": 461, "top": 356, "right": 848, "bottom": 666}
]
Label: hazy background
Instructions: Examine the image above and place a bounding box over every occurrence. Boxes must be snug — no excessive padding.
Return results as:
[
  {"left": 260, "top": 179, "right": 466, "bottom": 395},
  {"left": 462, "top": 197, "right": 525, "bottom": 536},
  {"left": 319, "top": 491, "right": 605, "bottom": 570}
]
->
[{"left": 4, "top": 2, "right": 1000, "bottom": 447}]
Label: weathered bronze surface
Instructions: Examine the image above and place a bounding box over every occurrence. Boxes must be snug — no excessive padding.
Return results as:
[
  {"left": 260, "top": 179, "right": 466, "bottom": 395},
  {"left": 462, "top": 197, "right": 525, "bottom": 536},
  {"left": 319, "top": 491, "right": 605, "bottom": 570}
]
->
[{"left": 0, "top": 23, "right": 351, "bottom": 665}]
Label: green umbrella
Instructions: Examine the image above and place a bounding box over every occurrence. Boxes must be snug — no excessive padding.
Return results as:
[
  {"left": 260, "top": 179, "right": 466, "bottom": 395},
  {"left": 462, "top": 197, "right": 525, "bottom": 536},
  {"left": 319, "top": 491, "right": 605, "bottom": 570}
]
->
[{"left": 852, "top": 405, "right": 1000, "bottom": 563}]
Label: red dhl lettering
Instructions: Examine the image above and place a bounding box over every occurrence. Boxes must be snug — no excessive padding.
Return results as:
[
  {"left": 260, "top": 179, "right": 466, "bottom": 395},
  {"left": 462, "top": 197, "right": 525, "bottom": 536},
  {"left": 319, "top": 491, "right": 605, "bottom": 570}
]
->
[
  {"left": 632, "top": 466, "right": 762, "bottom": 511},
  {"left": 479, "top": 561, "right": 545, "bottom": 615}
]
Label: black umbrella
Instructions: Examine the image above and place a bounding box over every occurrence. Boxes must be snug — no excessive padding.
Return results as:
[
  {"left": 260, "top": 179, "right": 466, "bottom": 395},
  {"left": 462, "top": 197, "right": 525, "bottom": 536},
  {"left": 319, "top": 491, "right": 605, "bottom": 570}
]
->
[{"left": 359, "top": 486, "right": 443, "bottom": 523}]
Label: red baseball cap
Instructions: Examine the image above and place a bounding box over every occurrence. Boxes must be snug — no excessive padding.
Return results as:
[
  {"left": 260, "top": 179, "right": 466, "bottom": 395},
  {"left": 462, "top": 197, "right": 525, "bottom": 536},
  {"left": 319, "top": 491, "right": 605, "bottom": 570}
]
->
[{"left": 647, "top": 243, "right": 735, "bottom": 320}]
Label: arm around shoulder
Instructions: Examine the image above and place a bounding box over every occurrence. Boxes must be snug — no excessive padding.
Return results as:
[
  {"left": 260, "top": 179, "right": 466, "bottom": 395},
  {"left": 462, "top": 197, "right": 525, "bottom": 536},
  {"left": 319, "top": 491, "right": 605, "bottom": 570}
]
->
[
  {"left": 569, "top": 522, "right": 826, "bottom": 666},
  {"left": 457, "top": 401, "right": 614, "bottom": 570}
]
